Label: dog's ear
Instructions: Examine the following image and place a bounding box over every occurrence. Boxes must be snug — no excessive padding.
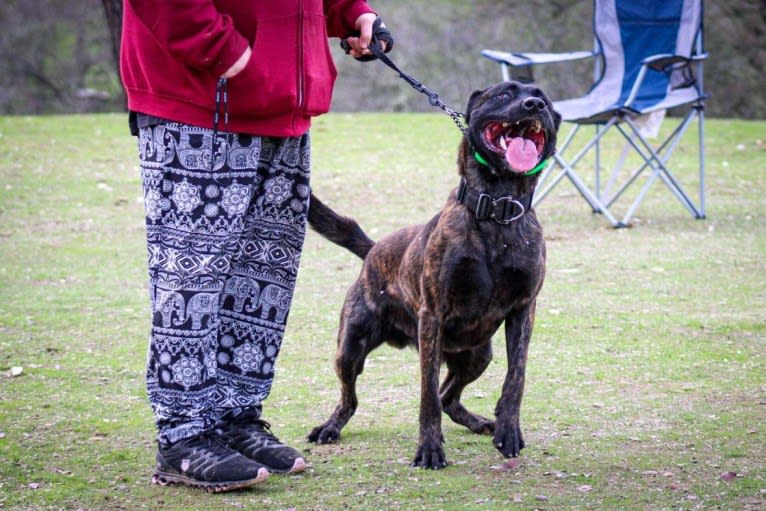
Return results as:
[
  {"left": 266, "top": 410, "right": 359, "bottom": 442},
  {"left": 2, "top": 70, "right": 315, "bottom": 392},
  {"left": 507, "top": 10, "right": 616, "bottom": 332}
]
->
[
  {"left": 464, "top": 89, "right": 486, "bottom": 123},
  {"left": 552, "top": 109, "right": 562, "bottom": 131}
]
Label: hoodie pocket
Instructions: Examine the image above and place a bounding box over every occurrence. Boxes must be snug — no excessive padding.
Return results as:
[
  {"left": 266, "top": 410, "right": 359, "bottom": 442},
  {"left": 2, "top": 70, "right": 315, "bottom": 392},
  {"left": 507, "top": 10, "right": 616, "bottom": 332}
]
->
[
  {"left": 301, "top": 13, "right": 338, "bottom": 116},
  {"left": 229, "top": 16, "right": 300, "bottom": 119}
]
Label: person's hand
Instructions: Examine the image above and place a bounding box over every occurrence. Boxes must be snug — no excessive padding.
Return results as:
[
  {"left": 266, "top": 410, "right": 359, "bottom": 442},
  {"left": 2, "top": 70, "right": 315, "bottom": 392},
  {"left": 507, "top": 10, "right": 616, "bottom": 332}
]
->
[
  {"left": 221, "top": 46, "right": 252, "bottom": 79},
  {"left": 344, "top": 13, "right": 388, "bottom": 59}
]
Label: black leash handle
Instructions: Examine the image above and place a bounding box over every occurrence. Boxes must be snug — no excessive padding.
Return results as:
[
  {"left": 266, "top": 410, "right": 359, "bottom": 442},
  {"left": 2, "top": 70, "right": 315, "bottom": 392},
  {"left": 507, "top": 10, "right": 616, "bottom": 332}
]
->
[{"left": 365, "top": 40, "right": 468, "bottom": 136}]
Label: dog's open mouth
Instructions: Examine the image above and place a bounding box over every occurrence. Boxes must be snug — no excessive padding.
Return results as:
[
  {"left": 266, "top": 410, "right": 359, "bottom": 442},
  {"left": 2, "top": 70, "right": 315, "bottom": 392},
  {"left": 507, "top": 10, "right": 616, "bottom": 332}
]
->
[{"left": 483, "top": 119, "right": 547, "bottom": 173}]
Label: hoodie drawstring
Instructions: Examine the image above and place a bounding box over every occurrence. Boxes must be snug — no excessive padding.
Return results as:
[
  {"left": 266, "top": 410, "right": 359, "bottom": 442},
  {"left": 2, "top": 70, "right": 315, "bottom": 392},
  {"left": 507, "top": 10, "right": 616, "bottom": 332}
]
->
[{"left": 211, "top": 77, "right": 230, "bottom": 173}]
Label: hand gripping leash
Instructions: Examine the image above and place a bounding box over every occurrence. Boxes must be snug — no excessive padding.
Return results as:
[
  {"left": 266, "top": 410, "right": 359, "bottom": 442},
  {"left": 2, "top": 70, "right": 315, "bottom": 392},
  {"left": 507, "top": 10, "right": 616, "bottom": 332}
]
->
[{"left": 342, "top": 18, "right": 467, "bottom": 136}]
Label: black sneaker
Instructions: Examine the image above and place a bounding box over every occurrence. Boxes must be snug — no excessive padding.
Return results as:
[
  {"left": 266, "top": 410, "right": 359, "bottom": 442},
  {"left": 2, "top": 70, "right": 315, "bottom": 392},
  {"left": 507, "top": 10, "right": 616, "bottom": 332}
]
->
[
  {"left": 152, "top": 431, "right": 269, "bottom": 492},
  {"left": 219, "top": 417, "right": 307, "bottom": 474}
]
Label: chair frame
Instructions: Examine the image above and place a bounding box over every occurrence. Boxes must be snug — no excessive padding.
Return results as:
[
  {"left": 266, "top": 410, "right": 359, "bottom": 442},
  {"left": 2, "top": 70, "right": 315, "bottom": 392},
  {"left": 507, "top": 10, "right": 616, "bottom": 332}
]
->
[{"left": 482, "top": 0, "right": 708, "bottom": 228}]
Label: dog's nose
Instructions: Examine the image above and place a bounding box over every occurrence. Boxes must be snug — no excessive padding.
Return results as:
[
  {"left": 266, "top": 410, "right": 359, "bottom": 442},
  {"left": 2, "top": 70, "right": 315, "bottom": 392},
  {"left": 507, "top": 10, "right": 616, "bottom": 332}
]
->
[{"left": 522, "top": 97, "right": 546, "bottom": 112}]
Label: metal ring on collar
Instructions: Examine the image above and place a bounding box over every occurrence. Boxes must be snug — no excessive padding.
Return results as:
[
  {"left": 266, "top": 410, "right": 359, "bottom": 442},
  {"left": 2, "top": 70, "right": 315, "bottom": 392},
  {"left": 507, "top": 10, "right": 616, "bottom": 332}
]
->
[{"left": 491, "top": 196, "right": 526, "bottom": 224}]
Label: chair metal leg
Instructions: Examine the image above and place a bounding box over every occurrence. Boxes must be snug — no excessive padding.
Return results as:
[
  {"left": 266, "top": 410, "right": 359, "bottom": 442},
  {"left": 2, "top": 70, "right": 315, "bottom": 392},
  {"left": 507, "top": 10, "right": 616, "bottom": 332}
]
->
[
  {"left": 697, "top": 106, "right": 706, "bottom": 218},
  {"left": 536, "top": 124, "right": 579, "bottom": 192},
  {"left": 531, "top": 106, "right": 705, "bottom": 228},
  {"left": 533, "top": 121, "right": 621, "bottom": 226},
  {"left": 532, "top": 167, "right": 569, "bottom": 205},
  {"left": 605, "top": 120, "right": 681, "bottom": 208},
  {"left": 627, "top": 115, "right": 701, "bottom": 217},
  {"left": 617, "top": 114, "right": 703, "bottom": 224},
  {"left": 602, "top": 137, "right": 634, "bottom": 203},
  {"left": 501, "top": 63, "right": 510, "bottom": 82},
  {"left": 619, "top": 166, "right": 662, "bottom": 225},
  {"left": 595, "top": 124, "right": 602, "bottom": 199},
  {"left": 551, "top": 153, "right": 621, "bottom": 227}
]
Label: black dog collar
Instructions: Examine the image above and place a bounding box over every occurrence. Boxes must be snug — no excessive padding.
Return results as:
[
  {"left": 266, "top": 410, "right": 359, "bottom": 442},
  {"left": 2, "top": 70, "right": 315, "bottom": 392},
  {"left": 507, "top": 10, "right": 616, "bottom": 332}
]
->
[{"left": 457, "top": 178, "right": 533, "bottom": 224}]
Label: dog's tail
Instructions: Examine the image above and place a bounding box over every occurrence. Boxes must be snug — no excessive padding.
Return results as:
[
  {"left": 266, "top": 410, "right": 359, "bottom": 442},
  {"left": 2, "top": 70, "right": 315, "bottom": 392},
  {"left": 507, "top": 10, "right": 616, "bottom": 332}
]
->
[{"left": 308, "top": 192, "right": 374, "bottom": 260}]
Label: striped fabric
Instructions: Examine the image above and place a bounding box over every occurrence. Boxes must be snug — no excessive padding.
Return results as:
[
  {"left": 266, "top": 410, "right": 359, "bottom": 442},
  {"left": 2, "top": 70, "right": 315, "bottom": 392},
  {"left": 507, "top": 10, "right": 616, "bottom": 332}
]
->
[{"left": 555, "top": 0, "right": 704, "bottom": 122}]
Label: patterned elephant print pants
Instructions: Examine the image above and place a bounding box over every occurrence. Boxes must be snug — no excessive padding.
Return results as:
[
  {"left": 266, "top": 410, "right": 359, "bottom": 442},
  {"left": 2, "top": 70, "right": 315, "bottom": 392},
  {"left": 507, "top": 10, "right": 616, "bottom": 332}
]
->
[{"left": 138, "top": 122, "right": 310, "bottom": 446}]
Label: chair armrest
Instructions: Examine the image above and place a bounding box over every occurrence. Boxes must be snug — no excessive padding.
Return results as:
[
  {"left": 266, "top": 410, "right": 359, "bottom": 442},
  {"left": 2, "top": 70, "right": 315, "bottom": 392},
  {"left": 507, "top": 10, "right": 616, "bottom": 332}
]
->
[
  {"left": 642, "top": 53, "right": 709, "bottom": 72},
  {"left": 624, "top": 52, "right": 708, "bottom": 107},
  {"left": 481, "top": 49, "right": 598, "bottom": 68}
]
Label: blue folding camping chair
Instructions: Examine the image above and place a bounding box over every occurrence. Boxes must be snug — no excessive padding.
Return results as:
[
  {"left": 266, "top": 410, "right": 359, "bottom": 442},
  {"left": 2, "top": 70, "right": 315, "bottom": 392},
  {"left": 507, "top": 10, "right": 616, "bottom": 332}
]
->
[{"left": 482, "top": 0, "right": 708, "bottom": 227}]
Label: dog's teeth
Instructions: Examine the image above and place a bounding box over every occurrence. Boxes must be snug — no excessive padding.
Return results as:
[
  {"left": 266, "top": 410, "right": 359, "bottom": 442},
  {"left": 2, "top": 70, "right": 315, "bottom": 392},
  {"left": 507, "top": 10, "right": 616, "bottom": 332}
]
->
[
  {"left": 499, "top": 137, "right": 507, "bottom": 150},
  {"left": 502, "top": 122, "right": 510, "bottom": 128}
]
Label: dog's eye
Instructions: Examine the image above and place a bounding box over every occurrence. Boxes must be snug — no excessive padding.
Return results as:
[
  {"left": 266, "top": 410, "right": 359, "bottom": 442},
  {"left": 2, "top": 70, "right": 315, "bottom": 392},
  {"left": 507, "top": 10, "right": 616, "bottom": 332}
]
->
[{"left": 496, "top": 92, "right": 512, "bottom": 101}]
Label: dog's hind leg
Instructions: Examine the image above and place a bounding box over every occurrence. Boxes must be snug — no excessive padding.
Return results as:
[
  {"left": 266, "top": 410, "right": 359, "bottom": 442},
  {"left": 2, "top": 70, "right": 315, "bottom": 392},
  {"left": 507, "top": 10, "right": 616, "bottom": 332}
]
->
[
  {"left": 440, "top": 344, "right": 495, "bottom": 435},
  {"left": 307, "top": 302, "right": 382, "bottom": 444}
]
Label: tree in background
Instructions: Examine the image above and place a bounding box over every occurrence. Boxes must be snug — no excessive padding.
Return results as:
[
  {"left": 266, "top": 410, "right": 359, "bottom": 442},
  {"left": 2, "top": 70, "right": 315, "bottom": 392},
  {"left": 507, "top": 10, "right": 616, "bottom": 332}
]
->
[
  {"left": 0, "top": 0, "right": 123, "bottom": 114},
  {"left": 101, "top": 0, "right": 122, "bottom": 83},
  {"left": 1, "top": 0, "right": 764, "bottom": 119}
]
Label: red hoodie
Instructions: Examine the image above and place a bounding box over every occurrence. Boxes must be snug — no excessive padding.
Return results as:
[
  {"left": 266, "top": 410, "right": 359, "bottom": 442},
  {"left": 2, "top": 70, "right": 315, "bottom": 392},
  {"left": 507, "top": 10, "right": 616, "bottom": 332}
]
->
[{"left": 120, "top": 0, "right": 375, "bottom": 137}]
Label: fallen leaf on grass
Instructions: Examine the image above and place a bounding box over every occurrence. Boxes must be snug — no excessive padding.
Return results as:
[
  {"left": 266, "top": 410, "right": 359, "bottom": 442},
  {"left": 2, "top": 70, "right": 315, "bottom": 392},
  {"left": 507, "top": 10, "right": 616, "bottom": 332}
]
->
[
  {"left": 491, "top": 458, "right": 521, "bottom": 471},
  {"left": 720, "top": 471, "right": 737, "bottom": 482},
  {"left": 28, "top": 482, "right": 40, "bottom": 489},
  {"left": 513, "top": 494, "right": 522, "bottom": 503},
  {"left": 577, "top": 484, "right": 593, "bottom": 493},
  {"left": 49, "top": 467, "right": 72, "bottom": 476},
  {"left": 10, "top": 366, "right": 23, "bottom": 377},
  {"left": 535, "top": 495, "right": 548, "bottom": 501}
]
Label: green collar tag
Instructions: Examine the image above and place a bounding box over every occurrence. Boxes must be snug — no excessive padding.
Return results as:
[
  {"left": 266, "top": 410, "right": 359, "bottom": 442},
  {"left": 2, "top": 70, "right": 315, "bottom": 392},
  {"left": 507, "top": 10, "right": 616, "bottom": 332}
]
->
[{"left": 474, "top": 151, "right": 548, "bottom": 177}]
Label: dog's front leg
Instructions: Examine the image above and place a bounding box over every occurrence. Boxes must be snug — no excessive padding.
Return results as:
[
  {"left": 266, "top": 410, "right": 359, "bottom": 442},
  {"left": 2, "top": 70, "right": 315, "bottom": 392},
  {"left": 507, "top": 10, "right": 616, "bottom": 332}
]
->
[
  {"left": 412, "top": 308, "right": 447, "bottom": 469},
  {"left": 494, "top": 301, "right": 536, "bottom": 458}
]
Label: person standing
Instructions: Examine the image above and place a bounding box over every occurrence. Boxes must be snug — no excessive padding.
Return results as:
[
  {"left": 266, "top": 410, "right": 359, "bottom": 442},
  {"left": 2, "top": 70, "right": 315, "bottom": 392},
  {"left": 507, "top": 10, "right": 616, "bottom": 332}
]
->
[{"left": 120, "top": 0, "right": 392, "bottom": 492}]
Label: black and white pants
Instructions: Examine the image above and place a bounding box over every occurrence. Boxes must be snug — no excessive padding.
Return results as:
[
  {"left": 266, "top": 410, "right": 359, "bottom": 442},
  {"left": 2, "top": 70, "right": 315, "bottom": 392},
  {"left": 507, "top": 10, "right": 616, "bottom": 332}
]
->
[{"left": 137, "top": 122, "right": 310, "bottom": 445}]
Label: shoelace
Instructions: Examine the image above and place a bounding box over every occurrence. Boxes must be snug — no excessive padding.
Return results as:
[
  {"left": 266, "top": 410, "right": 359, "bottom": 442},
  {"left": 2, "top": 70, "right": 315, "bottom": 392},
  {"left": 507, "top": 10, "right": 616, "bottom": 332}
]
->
[{"left": 227, "top": 416, "right": 280, "bottom": 445}]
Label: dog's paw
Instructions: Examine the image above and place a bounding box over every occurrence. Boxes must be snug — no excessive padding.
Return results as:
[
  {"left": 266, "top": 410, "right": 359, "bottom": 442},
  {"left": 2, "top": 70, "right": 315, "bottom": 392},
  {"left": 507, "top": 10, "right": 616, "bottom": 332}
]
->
[
  {"left": 307, "top": 423, "right": 341, "bottom": 444},
  {"left": 468, "top": 417, "right": 496, "bottom": 436},
  {"left": 411, "top": 441, "right": 448, "bottom": 470},
  {"left": 493, "top": 423, "right": 525, "bottom": 458}
]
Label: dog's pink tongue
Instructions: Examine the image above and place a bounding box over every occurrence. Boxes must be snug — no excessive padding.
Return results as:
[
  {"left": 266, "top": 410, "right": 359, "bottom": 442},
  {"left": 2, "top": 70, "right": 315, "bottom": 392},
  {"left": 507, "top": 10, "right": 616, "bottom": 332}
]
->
[{"left": 505, "top": 137, "right": 539, "bottom": 172}]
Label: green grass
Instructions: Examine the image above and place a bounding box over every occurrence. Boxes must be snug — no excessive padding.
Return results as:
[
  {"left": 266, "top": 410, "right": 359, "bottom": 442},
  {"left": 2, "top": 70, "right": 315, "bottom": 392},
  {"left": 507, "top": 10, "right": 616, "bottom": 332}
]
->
[{"left": 0, "top": 112, "right": 764, "bottom": 510}]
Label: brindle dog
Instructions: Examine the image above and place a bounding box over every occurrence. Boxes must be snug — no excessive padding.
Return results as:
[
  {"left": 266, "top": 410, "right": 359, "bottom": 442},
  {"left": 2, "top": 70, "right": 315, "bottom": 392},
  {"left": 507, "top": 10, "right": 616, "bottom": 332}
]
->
[{"left": 306, "top": 81, "right": 561, "bottom": 469}]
